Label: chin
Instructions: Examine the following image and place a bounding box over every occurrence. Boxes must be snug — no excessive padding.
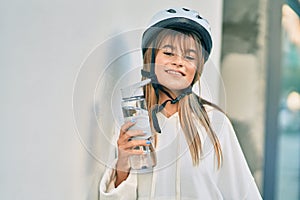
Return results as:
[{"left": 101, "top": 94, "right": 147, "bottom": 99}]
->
[{"left": 162, "top": 84, "right": 190, "bottom": 92}]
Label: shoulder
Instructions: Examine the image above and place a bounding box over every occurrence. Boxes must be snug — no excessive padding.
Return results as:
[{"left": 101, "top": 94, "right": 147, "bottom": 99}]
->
[
  {"left": 204, "top": 104, "right": 230, "bottom": 124},
  {"left": 203, "top": 104, "right": 236, "bottom": 141}
]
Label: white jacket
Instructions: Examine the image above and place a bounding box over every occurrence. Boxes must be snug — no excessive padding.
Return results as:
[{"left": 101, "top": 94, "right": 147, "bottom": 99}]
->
[{"left": 99, "top": 107, "right": 262, "bottom": 200}]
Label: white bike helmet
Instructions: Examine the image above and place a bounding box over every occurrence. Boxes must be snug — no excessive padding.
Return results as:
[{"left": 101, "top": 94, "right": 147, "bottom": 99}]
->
[{"left": 142, "top": 7, "right": 213, "bottom": 61}]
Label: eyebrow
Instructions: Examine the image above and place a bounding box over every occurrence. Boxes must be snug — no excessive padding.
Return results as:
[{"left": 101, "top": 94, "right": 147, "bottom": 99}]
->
[
  {"left": 161, "top": 44, "right": 174, "bottom": 50},
  {"left": 161, "top": 44, "right": 197, "bottom": 54},
  {"left": 185, "top": 49, "right": 197, "bottom": 54}
]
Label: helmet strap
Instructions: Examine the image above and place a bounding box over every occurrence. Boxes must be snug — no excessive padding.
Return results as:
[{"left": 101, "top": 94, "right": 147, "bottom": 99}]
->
[{"left": 151, "top": 86, "right": 192, "bottom": 133}]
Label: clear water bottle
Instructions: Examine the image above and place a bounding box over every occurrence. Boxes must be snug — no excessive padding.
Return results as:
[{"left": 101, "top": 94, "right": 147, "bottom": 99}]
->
[{"left": 121, "top": 79, "right": 156, "bottom": 173}]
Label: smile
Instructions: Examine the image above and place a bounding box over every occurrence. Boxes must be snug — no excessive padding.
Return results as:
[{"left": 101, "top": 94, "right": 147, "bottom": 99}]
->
[{"left": 165, "top": 69, "right": 185, "bottom": 76}]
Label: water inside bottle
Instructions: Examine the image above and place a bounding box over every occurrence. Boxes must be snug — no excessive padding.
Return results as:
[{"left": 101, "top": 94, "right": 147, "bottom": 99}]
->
[{"left": 121, "top": 106, "right": 156, "bottom": 172}]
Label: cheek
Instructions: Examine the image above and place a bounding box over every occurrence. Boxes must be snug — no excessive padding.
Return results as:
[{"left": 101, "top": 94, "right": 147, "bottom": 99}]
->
[
  {"left": 155, "top": 53, "right": 166, "bottom": 65},
  {"left": 154, "top": 65, "right": 165, "bottom": 82},
  {"left": 187, "top": 66, "right": 197, "bottom": 81},
  {"left": 155, "top": 67, "right": 162, "bottom": 76}
]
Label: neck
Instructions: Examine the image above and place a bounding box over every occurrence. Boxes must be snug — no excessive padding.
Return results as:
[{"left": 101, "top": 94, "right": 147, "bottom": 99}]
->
[{"left": 158, "top": 90, "right": 179, "bottom": 117}]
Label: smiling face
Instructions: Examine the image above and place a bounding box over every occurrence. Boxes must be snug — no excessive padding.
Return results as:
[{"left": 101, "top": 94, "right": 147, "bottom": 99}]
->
[{"left": 154, "top": 32, "right": 199, "bottom": 93}]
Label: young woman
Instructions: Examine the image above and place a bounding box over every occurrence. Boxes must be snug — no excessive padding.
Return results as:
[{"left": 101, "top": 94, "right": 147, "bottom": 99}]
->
[{"left": 99, "top": 7, "right": 262, "bottom": 200}]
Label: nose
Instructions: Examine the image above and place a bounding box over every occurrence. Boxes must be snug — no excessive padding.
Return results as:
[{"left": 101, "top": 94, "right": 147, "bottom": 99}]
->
[{"left": 171, "top": 54, "right": 184, "bottom": 67}]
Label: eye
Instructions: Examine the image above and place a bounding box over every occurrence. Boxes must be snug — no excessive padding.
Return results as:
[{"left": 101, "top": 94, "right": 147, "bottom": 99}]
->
[
  {"left": 184, "top": 55, "right": 195, "bottom": 61},
  {"left": 184, "top": 50, "right": 197, "bottom": 61},
  {"left": 163, "top": 51, "right": 174, "bottom": 56}
]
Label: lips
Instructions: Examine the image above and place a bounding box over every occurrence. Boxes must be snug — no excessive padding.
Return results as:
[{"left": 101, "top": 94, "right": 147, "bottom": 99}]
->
[{"left": 165, "top": 69, "right": 185, "bottom": 76}]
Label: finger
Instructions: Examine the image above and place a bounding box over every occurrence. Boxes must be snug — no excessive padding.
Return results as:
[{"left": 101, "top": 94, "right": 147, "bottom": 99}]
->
[
  {"left": 122, "top": 139, "right": 151, "bottom": 150},
  {"left": 119, "top": 120, "right": 136, "bottom": 135},
  {"left": 126, "top": 129, "right": 146, "bottom": 137},
  {"left": 118, "top": 134, "right": 144, "bottom": 147},
  {"left": 119, "top": 147, "right": 147, "bottom": 156},
  {"left": 125, "top": 149, "right": 145, "bottom": 155},
  {"left": 118, "top": 130, "right": 147, "bottom": 145}
]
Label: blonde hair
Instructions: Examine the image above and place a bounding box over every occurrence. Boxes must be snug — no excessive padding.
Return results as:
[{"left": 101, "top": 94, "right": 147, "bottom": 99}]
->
[{"left": 143, "top": 29, "right": 222, "bottom": 167}]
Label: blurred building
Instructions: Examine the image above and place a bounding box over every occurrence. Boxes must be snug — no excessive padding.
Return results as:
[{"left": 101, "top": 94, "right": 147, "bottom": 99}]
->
[{"left": 221, "top": 0, "right": 300, "bottom": 199}]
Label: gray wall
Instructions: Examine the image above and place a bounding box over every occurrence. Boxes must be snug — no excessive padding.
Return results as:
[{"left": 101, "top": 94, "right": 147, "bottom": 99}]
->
[{"left": 0, "top": 0, "right": 223, "bottom": 199}]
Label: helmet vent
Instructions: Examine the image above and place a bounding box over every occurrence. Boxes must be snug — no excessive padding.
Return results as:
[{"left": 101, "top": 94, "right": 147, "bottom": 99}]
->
[
  {"left": 166, "top": 9, "right": 176, "bottom": 13},
  {"left": 182, "top": 8, "right": 190, "bottom": 11},
  {"left": 196, "top": 15, "right": 203, "bottom": 19}
]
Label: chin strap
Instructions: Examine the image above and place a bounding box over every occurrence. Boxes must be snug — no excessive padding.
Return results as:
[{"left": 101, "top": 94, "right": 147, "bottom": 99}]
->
[{"left": 150, "top": 86, "right": 192, "bottom": 133}]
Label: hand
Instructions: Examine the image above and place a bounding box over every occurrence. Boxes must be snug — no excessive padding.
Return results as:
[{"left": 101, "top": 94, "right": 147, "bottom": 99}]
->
[
  {"left": 115, "top": 120, "right": 150, "bottom": 187},
  {"left": 116, "top": 120, "right": 150, "bottom": 171}
]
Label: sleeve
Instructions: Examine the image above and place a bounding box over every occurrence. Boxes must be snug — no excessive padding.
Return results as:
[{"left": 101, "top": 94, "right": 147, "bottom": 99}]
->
[
  {"left": 98, "top": 127, "right": 138, "bottom": 200},
  {"left": 211, "top": 111, "right": 262, "bottom": 200},
  {"left": 99, "top": 163, "right": 137, "bottom": 200}
]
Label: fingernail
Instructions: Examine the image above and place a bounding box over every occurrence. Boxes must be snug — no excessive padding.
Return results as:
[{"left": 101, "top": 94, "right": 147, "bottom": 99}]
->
[
  {"left": 146, "top": 140, "right": 151, "bottom": 144},
  {"left": 131, "top": 118, "right": 136, "bottom": 123}
]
